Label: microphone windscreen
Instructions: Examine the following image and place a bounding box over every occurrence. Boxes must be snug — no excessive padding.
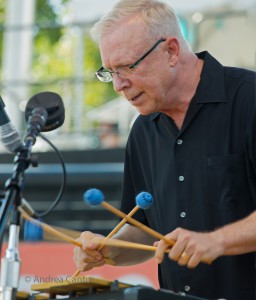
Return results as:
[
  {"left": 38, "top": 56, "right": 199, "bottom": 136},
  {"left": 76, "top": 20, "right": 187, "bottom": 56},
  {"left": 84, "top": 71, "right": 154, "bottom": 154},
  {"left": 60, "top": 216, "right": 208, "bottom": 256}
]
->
[{"left": 25, "top": 91, "right": 65, "bottom": 132}]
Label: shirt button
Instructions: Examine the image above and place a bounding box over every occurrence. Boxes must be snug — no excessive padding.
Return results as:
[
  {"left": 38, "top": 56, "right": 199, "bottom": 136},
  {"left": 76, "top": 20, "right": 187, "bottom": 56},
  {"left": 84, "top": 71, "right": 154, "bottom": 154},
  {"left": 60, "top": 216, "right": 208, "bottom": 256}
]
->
[
  {"left": 180, "top": 212, "right": 186, "bottom": 218},
  {"left": 184, "top": 285, "right": 190, "bottom": 292},
  {"left": 178, "top": 176, "right": 184, "bottom": 182},
  {"left": 177, "top": 139, "right": 183, "bottom": 145}
]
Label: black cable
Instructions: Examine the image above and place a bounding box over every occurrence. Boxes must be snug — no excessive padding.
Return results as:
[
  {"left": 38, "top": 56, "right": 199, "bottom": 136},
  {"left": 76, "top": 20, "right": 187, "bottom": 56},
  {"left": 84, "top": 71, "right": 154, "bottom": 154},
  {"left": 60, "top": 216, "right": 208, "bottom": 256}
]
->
[{"left": 33, "top": 133, "right": 67, "bottom": 218}]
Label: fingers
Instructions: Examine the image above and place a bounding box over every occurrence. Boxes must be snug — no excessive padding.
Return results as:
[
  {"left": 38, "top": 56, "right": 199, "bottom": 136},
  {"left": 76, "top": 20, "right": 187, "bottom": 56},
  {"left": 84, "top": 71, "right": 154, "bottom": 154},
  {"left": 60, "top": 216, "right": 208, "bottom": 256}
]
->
[
  {"left": 186, "top": 252, "right": 204, "bottom": 269},
  {"left": 73, "top": 246, "right": 103, "bottom": 271},
  {"left": 155, "top": 228, "right": 216, "bottom": 269},
  {"left": 177, "top": 251, "right": 202, "bottom": 268},
  {"left": 73, "top": 231, "right": 107, "bottom": 271},
  {"left": 155, "top": 228, "right": 180, "bottom": 264},
  {"left": 179, "top": 252, "right": 191, "bottom": 266}
]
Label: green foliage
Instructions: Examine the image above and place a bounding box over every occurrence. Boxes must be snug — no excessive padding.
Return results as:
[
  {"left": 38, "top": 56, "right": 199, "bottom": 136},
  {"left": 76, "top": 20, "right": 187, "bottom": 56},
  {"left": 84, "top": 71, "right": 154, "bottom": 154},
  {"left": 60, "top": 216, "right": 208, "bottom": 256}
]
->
[
  {"left": 32, "top": 28, "right": 117, "bottom": 109},
  {"left": 84, "top": 34, "right": 118, "bottom": 108},
  {"left": 0, "top": 0, "right": 118, "bottom": 131},
  {"left": 0, "top": 1, "right": 5, "bottom": 22},
  {"left": 0, "top": 1, "right": 6, "bottom": 72},
  {"left": 35, "top": 0, "right": 63, "bottom": 45},
  {"left": 32, "top": 1, "right": 118, "bottom": 111},
  {"left": 32, "top": 33, "right": 74, "bottom": 79}
]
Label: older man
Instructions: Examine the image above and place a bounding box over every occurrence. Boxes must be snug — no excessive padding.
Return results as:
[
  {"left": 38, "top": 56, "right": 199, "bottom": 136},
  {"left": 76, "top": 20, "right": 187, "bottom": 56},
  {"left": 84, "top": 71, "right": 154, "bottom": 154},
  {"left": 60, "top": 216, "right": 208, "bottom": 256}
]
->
[{"left": 74, "top": 1, "right": 256, "bottom": 299}]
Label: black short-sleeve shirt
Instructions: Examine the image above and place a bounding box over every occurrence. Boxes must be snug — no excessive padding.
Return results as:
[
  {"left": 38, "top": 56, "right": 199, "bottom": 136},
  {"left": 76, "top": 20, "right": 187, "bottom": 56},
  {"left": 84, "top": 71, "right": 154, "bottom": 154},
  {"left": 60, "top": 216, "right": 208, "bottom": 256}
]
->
[{"left": 121, "top": 51, "right": 256, "bottom": 300}]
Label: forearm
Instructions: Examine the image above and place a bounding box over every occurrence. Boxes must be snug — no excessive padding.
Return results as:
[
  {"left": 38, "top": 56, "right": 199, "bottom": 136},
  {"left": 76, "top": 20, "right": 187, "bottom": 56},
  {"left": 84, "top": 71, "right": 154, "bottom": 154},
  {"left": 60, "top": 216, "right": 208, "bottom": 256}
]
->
[
  {"left": 111, "top": 224, "right": 156, "bottom": 265},
  {"left": 154, "top": 211, "right": 256, "bottom": 269},
  {"left": 211, "top": 211, "right": 256, "bottom": 256}
]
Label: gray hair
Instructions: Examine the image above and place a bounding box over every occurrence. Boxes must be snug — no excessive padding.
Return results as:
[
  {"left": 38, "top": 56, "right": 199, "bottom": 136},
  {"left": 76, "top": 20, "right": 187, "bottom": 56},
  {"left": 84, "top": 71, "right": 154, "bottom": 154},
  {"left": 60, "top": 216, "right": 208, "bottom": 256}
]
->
[{"left": 91, "top": 0, "right": 187, "bottom": 47}]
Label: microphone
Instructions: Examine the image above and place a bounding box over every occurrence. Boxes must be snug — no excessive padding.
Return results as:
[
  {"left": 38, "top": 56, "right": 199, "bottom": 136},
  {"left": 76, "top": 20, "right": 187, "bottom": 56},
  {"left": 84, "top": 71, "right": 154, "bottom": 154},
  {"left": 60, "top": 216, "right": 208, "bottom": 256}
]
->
[
  {"left": 25, "top": 91, "right": 65, "bottom": 132},
  {"left": 25, "top": 107, "right": 48, "bottom": 144},
  {"left": 0, "top": 95, "right": 23, "bottom": 153},
  {"left": 0, "top": 191, "right": 35, "bottom": 218}
]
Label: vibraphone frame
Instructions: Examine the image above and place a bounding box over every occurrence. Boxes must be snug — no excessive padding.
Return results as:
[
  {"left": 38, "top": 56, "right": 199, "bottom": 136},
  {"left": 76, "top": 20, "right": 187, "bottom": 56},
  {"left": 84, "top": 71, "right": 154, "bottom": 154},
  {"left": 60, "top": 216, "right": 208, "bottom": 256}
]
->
[{"left": 61, "top": 286, "right": 208, "bottom": 300}]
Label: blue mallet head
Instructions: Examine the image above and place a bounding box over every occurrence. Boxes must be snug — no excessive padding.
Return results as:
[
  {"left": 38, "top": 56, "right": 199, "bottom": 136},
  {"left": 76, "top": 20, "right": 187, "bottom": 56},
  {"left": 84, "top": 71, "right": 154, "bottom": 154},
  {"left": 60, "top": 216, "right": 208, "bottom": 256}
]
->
[
  {"left": 24, "top": 220, "right": 44, "bottom": 242},
  {"left": 135, "top": 192, "right": 153, "bottom": 209},
  {"left": 83, "top": 188, "right": 105, "bottom": 206}
]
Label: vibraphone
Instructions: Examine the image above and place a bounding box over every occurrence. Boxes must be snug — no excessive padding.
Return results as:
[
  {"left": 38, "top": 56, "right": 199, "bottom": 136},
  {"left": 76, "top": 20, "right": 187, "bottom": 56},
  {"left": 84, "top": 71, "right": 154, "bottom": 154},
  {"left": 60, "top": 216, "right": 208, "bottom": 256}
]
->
[
  {"left": 16, "top": 276, "right": 208, "bottom": 300},
  {"left": 17, "top": 190, "right": 211, "bottom": 300}
]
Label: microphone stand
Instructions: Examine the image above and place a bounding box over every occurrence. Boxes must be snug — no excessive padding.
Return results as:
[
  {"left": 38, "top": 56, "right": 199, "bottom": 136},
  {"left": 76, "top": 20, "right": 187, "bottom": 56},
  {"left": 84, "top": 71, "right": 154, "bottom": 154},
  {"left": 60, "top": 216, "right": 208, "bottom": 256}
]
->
[{"left": 0, "top": 108, "right": 48, "bottom": 300}]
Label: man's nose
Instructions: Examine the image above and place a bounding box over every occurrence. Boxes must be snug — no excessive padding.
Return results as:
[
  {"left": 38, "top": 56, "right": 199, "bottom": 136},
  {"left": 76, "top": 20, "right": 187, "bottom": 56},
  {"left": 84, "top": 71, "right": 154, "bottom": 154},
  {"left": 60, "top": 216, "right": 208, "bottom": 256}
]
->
[{"left": 112, "top": 75, "right": 131, "bottom": 92}]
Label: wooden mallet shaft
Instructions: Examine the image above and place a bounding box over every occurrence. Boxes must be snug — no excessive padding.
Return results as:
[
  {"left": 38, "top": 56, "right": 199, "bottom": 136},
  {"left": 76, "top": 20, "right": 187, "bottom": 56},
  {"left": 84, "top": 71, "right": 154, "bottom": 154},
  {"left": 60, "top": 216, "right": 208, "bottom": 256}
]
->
[
  {"left": 100, "top": 201, "right": 175, "bottom": 246},
  {"left": 97, "top": 238, "right": 170, "bottom": 253},
  {"left": 19, "top": 208, "right": 115, "bottom": 266},
  {"left": 20, "top": 208, "right": 82, "bottom": 247},
  {"left": 98, "top": 205, "right": 140, "bottom": 250}
]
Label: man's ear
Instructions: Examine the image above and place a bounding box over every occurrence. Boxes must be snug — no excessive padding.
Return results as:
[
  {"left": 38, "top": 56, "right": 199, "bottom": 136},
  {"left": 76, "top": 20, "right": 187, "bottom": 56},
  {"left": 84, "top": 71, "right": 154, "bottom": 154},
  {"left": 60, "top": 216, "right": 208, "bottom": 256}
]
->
[{"left": 166, "top": 37, "right": 180, "bottom": 67}]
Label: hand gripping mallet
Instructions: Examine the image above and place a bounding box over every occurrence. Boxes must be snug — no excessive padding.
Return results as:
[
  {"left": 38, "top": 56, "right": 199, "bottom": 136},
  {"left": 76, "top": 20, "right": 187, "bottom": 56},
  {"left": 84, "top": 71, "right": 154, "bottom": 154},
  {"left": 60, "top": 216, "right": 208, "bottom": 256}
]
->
[{"left": 72, "top": 189, "right": 154, "bottom": 277}]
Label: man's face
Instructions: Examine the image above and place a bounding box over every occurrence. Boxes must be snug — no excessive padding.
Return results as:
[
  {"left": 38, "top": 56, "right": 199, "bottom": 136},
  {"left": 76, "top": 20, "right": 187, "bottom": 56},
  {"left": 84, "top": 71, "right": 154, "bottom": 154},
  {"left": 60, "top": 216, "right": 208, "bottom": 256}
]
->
[{"left": 99, "top": 16, "right": 174, "bottom": 115}]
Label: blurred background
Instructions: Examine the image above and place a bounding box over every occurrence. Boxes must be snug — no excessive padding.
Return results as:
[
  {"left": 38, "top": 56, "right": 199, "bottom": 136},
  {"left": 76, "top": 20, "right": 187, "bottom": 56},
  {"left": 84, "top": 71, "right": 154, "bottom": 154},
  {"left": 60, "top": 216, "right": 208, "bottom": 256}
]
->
[
  {"left": 0, "top": 0, "right": 255, "bottom": 238},
  {"left": 0, "top": 0, "right": 255, "bottom": 153},
  {"left": 0, "top": 0, "right": 255, "bottom": 293}
]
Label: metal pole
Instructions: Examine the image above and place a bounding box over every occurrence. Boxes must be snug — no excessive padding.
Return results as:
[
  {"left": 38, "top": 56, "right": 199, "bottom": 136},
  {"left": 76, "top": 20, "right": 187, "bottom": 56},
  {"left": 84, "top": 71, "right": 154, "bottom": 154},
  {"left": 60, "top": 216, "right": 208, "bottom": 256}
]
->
[{"left": 2, "top": 0, "right": 36, "bottom": 130}]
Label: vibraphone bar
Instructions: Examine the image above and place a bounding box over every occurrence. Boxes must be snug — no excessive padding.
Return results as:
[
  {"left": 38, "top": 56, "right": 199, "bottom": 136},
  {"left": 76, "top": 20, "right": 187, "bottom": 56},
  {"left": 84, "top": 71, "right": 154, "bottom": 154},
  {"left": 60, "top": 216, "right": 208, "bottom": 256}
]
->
[{"left": 17, "top": 276, "right": 208, "bottom": 300}]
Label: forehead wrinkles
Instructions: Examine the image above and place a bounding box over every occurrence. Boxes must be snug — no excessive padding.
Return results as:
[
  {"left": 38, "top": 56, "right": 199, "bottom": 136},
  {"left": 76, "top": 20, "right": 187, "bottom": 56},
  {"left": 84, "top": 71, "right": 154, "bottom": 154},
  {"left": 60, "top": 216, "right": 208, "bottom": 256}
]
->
[
  {"left": 100, "top": 40, "right": 126, "bottom": 69},
  {"left": 99, "top": 17, "right": 153, "bottom": 69}
]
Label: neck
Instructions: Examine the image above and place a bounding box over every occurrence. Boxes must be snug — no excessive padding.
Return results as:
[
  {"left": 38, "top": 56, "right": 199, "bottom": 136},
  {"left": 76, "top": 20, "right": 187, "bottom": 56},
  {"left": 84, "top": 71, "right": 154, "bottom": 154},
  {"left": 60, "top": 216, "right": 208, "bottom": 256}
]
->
[{"left": 165, "top": 56, "right": 203, "bottom": 129}]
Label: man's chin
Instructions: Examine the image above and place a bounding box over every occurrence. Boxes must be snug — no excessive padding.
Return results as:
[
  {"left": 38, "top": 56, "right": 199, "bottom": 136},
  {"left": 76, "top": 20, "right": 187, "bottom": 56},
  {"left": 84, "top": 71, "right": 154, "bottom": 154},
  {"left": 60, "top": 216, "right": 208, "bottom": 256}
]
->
[{"left": 136, "top": 108, "right": 156, "bottom": 116}]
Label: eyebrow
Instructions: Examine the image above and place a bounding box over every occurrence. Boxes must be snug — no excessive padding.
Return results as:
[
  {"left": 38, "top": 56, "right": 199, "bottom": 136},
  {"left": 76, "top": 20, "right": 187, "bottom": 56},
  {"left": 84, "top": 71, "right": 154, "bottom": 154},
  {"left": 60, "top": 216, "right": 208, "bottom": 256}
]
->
[{"left": 102, "top": 63, "right": 132, "bottom": 72}]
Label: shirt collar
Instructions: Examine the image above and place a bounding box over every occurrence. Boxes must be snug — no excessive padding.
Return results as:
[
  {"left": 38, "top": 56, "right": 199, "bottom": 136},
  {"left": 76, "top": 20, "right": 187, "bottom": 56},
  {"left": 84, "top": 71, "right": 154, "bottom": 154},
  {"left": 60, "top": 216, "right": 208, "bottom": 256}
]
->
[{"left": 195, "top": 51, "right": 227, "bottom": 104}]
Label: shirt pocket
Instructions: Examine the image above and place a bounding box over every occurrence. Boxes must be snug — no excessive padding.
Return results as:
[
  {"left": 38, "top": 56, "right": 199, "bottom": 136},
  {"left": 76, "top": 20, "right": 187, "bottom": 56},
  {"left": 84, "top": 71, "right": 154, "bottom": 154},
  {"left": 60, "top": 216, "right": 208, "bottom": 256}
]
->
[{"left": 205, "top": 153, "right": 248, "bottom": 209}]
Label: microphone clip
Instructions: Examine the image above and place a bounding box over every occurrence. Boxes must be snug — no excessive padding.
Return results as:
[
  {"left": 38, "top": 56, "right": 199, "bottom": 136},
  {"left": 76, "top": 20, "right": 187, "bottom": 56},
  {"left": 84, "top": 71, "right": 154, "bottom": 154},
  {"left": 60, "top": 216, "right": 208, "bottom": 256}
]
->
[{"left": 24, "top": 107, "right": 48, "bottom": 146}]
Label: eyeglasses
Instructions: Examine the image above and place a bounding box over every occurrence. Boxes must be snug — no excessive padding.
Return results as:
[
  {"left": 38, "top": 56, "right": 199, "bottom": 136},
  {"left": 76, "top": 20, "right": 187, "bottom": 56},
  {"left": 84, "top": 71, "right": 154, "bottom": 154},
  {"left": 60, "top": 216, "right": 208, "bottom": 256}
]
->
[{"left": 95, "top": 38, "right": 166, "bottom": 83}]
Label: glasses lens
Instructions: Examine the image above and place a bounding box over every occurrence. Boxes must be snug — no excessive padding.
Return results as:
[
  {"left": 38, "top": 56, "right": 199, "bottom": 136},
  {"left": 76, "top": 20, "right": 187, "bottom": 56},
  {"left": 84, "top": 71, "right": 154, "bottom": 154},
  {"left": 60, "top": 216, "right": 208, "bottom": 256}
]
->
[{"left": 96, "top": 69, "right": 112, "bottom": 82}]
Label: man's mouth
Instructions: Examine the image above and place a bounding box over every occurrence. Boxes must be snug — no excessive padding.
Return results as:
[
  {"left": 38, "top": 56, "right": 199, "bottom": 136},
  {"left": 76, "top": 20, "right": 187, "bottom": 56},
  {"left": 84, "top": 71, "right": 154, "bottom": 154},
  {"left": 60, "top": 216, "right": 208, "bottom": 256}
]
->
[{"left": 130, "top": 93, "right": 143, "bottom": 102}]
